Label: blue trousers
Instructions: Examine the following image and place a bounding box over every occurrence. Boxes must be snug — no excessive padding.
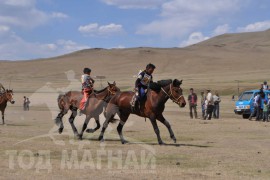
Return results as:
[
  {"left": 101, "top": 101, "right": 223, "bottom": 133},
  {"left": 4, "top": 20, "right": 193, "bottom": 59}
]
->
[{"left": 138, "top": 87, "right": 147, "bottom": 100}]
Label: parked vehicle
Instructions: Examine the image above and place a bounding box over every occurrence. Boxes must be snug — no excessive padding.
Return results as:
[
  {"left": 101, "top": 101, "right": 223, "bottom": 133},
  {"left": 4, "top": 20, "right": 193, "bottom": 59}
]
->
[{"left": 234, "top": 89, "right": 270, "bottom": 119}]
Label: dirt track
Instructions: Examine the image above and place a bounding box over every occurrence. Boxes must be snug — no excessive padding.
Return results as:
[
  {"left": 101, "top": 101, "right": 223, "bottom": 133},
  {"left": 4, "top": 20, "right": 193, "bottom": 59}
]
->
[{"left": 1, "top": 92, "right": 270, "bottom": 180}]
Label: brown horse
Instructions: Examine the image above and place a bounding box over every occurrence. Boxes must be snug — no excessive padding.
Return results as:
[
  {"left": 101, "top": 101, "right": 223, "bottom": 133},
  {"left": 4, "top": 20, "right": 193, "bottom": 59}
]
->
[
  {"left": 55, "top": 82, "right": 120, "bottom": 139},
  {"left": 98, "top": 79, "right": 186, "bottom": 145},
  {"left": 0, "top": 89, "right": 15, "bottom": 125}
]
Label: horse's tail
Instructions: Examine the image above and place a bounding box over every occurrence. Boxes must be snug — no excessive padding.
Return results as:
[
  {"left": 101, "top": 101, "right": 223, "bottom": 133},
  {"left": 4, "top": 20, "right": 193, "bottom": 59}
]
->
[
  {"left": 55, "top": 94, "right": 66, "bottom": 126},
  {"left": 57, "top": 94, "right": 65, "bottom": 110}
]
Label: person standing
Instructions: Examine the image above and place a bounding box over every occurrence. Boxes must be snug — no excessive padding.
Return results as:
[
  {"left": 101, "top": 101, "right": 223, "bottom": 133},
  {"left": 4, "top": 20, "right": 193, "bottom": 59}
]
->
[
  {"left": 263, "top": 81, "right": 269, "bottom": 90},
  {"left": 204, "top": 89, "right": 214, "bottom": 120},
  {"left": 262, "top": 100, "right": 269, "bottom": 122},
  {"left": 188, "top": 88, "right": 198, "bottom": 119},
  {"left": 249, "top": 92, "right": 262, "bottom": 121},
  {"left": 213, "top": 91, "right": 221, "bottom": 119},
  {"left": 23, "top": 96, "right": 27, "bottom": 111},
  {"left": 201, "top": 91, "right": 206, "bottom": 118},
  {"left": 26, "top": 98, "right": 30, "bottom": 111}
]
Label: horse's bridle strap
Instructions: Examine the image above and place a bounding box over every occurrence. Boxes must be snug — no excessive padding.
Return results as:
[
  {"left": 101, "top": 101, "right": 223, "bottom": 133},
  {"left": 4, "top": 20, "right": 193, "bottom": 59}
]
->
[{"left": 161, "top": 84, "right": 183, "bottom": 104}]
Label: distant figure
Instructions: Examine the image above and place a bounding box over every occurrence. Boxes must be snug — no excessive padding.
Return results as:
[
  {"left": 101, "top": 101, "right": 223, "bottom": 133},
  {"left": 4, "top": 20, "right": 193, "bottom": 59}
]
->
[
  {"left": 26, "top": 98, "right": 30, "bottom": 111},
  {"left": 188, "top": 88, "right": 198, "bottom": 119},
  {"left": 262, "top": 100, "right": 269, "bottom": 122},
  {"left": 23, "top": 96, "right": 27, "bottom": 111},
  {"left": 213, "top": 91, "right": 221, "bottom": 119},
  {"left": 204, "top": 89, "right": 214, "bottom": 120},
  {"left": 260, "top": 84, "right": 264, "bottom": 91},
  {"left": 232, "top": 95, "right": 235, "bottom": 101},
  {"left": 263, "top": 81, "right": 269, "bottom": 90},
  {"left": 249, "top": 92, "right": 262, "bottom": 121},
  {"left": 201, "top": 91, "right": 206, "bottom": 118}
]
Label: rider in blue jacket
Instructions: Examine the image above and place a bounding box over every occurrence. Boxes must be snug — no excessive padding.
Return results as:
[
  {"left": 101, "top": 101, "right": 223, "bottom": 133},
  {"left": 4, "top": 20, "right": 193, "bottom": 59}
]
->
[{"left": 131, "top": 63, "right": 155, "bottom": 107}]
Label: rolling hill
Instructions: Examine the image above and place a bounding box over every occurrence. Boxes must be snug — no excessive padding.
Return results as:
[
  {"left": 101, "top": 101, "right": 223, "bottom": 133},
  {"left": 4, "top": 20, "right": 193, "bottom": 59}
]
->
[{"left": 1, "top": 30, "right": 270, "bottom": 94}]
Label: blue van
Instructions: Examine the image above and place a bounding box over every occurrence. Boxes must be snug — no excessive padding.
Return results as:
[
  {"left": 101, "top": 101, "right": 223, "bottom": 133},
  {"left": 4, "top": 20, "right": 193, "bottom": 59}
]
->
[{"left": 234, "top": 89, "right": 270, "bottom": 119}]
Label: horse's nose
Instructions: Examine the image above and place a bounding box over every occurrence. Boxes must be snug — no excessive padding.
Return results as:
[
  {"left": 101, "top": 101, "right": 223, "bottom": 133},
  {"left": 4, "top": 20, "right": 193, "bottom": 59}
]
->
[
  {"left": 180, "top": 102, "right": 186, "bottom": 108},
  {"left": 11, "top": 101, "right": 15, "bottom": 104}
]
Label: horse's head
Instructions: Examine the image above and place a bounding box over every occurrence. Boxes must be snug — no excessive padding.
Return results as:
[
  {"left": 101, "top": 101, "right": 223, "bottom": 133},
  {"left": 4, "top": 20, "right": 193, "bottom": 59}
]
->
[
  {"left": 170, "top": 79, "right": 186, "bottom": 108},
  {"left": 5, "top": 89, "right": 15, "bottom": 104},
  {"left": 107, "top": 81, "right": 120, "bottom": 96}
]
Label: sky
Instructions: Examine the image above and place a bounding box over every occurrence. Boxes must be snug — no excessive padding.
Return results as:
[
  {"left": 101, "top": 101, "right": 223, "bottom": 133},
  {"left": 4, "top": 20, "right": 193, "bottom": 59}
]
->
[{"left": 0, "top": 0, "right": 270, "bottom": 60}]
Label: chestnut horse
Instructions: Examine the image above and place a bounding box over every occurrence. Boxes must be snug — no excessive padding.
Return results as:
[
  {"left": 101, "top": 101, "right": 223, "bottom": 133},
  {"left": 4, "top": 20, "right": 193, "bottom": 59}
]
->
[
  {"left": 0, "top": 89, "right": 15, "bottom": 125},
  {"left": 98, "top": 79, "right": 186, "bottom": 145},
  {"left": 55, "top": 82, "right": 120, "bottom": 139}
]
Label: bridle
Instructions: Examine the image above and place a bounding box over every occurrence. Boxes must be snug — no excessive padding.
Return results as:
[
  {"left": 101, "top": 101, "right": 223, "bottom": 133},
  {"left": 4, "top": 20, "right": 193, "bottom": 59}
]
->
[
  {"left": 107, "top": 87, "right": 116, "bottom": 96},
  {"left": 95, "top": 86, "right": 117, "bottom": 102},
  {"left": 161, "top": 84, "right": 183, "bottom": 104}
]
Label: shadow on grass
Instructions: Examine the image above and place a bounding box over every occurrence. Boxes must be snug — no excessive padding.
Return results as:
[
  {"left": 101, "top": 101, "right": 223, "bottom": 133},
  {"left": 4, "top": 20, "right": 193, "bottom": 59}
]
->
[
  {"left": 3, "top": 123, "right": 31, "bottom": 127},
  {"left": 87, "top": 138, "right": 210, "bottom": 148}
]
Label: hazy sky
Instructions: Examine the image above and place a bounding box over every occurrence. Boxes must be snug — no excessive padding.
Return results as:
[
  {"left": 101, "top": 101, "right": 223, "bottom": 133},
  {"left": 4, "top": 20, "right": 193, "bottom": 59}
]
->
[{"left": 0, "top": 0, "right": 270, "bottom": 60}]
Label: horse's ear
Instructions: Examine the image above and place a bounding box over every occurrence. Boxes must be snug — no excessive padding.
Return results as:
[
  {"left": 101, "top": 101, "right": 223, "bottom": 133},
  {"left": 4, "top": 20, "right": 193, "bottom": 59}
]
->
[
  {"left": 173, "top": 79, "right": 181, "bottom": 87},
  {"left": 107, "top": 81, "right": 112, "bottom": 87},
  {"left": 180, "top": 80, "right": 183, "bottom": 85},
  {"left": 113, "top": 81, "right": 116, "bottom": 85}
]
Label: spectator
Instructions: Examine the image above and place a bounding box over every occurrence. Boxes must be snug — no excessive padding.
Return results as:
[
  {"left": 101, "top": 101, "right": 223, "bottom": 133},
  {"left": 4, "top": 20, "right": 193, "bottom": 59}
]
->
[
  {"left": 201, "top": 91, "right": 206, "bottom": 118},
  {"left": 204, "top": 89, "right": 214, "bottom": 120},
  {"left": 263, "top": 81, "right": 269, "bottom": 90},
  {"left": 213, "top": 91, "right": 221, "bottom": 119},
  {"left": 249, "top": 92, "right": 262, "bottom": 121},
  {"left": 260, "top": 84, "right": 264, "bottom": 91},
  {"left": 26, "top": 98, "right": 30, "bottom": 111},
  {"left": 23, "top": 96, "right": 27, "bottom": 111},
  {"left": 262, "top": 100, "right": 269, "bottom": 122},
  {"left": 188, "top": 88, "right": 198, "bottom": 119},
  {"left": 232, "top": 95, "right": 235, "bottom": 101}
]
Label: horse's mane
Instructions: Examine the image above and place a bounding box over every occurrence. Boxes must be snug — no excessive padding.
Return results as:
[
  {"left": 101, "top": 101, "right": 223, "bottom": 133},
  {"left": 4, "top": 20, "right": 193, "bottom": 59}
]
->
[
  {"left": 149, "top": 79, "right": 172, "bottom": 92},
  {"left": 94, "top": 87, "right": 107, "bottom": 94}
]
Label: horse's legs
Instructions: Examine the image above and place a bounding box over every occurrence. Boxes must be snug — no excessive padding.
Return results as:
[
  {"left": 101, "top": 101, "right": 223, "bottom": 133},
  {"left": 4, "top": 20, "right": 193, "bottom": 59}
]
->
[
  {"left": 1, "top": 110, "right": 4, "bottom": 125},
  {"left": 86, "top": 116, "right": 100, "bottom": 133},
  {"left": 98, "top": 115, "right": 112, "bottom": 141},
  {"left": 157, "top": 114, "right": 176, "bottom": 143},
  {"left": 68, "top": 108, "right": 79, "bottom": 137},
  {"left": 55, "top": 111, "right": 66, "bottom": 134},
  {"left": 98, "top": 104, "right": 118, "bottom": 141},
  {"left": 149, "top": 116, "right": 163, "bottom": 145},
  {"left": 78, "top": 115, "right": 92, "bottom": 140},
  {"left": 117, "top": 113, "right": 130, "bottom": 144}
]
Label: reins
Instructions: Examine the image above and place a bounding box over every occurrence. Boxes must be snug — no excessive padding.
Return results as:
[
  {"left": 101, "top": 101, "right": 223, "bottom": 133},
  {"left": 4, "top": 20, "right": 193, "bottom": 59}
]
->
[
  {"left": 95, "top": 87, "right": 115, "bottom": 102},
  {"left": 161, "top": 84, "right": 183, "bottom": 104}
]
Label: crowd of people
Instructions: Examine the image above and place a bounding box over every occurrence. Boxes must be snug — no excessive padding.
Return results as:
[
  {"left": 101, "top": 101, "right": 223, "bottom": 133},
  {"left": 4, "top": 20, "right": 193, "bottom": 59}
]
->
[
  {"left": 249, "top": 81, "right": 270, "bottom": 122},
  {"left": 188, "top": 88, "right": 221, "bottom": 120}
]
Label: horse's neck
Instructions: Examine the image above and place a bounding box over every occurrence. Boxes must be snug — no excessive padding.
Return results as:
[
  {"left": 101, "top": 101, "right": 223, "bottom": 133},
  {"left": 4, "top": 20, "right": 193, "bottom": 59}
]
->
[
  {"left": 157, "top": 85, "right": 170, "bottom": 104},
  {"left": 0, "top": 94, "right": 7, "bottom": 105},
  {"left": 95, "top": 89, "right": 108, "bottom": 99}
]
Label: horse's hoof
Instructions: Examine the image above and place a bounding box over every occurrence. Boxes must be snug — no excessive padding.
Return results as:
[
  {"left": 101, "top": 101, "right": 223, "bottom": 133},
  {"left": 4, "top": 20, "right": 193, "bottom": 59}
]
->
[
  {"left": 121, "top": 140, "right": 128, "bottom": 144},
  {"left": 86, "top": 129, "right": 95, "bottom": 133},
  {"left": 158, "top": 141, "right": 165, "bottom": 145},
  {"left": 77, "top": 134, "right": 83, "bottom": 140},
  {"left": 98, "top": 136, "right": 103, "bottom": 141},
  {"left": 171, "top": 136, "right": 177, "bottom": 143},
  {"left": 58, "top": 127, "right": 63, "bottom": 134}
]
